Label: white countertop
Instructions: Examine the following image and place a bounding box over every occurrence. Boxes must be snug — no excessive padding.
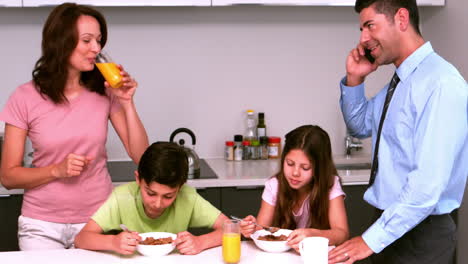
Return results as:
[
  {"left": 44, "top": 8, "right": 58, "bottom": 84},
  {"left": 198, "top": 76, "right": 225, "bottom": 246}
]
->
[
  {"left": 0, "top": 154, "right": 371, "bottom": 195},
  {"left": 0, "top": 241, "right": 303, "bottom": 264}
]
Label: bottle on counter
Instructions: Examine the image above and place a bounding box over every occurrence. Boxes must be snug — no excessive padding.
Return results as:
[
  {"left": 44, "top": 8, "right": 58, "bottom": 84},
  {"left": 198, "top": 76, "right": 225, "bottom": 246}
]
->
[
  {"left": 225, "top": 141, "right": 234, "bottom": 161},
  {"left": 244, "top": 110, "right": 257, "bottom": 142},
  {"left": 251, "top": 139, "right": 260, "bottom": 160},
  {"left": 268, "top": 136, "right": 281, "bottom": 159},
  {"left": 242, "top": 140, "right": 252, "bottom": 160},
  {"left": 259, "top": 136, "right": 269, "bottom": 160},
  {"left": 234, "top": 135, "right": 243, "bottom": 161},
  {"left": 256, "top": 112, "right": 266, "bottom": 138}
]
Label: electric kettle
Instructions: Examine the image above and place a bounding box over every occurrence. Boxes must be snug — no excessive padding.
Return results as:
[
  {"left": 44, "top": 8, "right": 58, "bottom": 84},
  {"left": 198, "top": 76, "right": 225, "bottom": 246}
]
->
[{"left": 169, "top": 128, "right": 200, "bottom": 179}]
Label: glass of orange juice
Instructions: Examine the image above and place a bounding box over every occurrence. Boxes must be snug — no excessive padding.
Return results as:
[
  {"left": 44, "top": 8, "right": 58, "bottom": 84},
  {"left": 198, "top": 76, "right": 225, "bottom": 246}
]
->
[
  {"left": 95, "top": 51, "right": 123, "bottom": 89},
  {"left": 222, "top": 219, "right": 241, "bottom": 263}
]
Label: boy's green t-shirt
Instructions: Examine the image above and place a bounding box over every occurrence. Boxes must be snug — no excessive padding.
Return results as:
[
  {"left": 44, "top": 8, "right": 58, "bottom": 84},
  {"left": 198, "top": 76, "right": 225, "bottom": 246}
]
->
[{"left": 92, "top": 182, "right": 221, "bottom": 233}]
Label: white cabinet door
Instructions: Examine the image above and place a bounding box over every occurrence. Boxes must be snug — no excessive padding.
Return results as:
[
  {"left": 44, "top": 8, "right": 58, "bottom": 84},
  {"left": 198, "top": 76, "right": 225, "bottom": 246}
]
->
[
  {"left": 22, "top": 0, "right": 211, "bottom": 7},
  {"left": 0, "top": 0, "right": 21, "bottom": 7},
  {"left": 212, "top": 0, "right": 445, "bottom": 6},
  {"left": 416, "top": 0, "right": 444, "bottom": 6},
  {"left": 212, "top": 0, "right": 354, "bottom": 5}
]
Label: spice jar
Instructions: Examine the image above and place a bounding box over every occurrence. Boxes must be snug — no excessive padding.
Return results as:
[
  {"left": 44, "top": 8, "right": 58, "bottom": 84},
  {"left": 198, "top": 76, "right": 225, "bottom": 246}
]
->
[
  {"left": 251, "top": 140, "right": 260, "bottom": 160},
  {"left": 259, "top": 136, "right": 269, "bottom": 160},
  {"left": 234, "top": 135, "right": 243, "bottom": 161},
  {"left": 268, "top": 137, "right": 281, "bottom": 159},
  {"left": 225, "top": 141, "right": 234, "bottom": 161},
  {"left": 242, "top": 140, "right": 252, "bottom": 160}
]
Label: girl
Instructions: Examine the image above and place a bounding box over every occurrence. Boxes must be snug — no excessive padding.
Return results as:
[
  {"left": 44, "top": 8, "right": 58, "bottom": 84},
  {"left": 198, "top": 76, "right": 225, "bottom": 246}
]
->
[{"left": 240, "top": 125, "right": 349, "bottom": 250}]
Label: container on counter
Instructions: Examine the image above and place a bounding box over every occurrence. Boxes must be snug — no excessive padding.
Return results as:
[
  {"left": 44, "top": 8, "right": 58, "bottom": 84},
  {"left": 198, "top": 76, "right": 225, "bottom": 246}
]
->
[
  {"left": 245, "top": 110, "right": 257, "bottom": 142},
  {"left": 234, "top": 135, "right": 243, "bottom": 161},
  {"left": 259, "top": 136, "right": 269, "bottom": 160},
  {"left": 251, "top": 139, "right": 260, "bottom": 160},
  {"left": 242, "top": 140, "right": 252, "bottom": 160},
  {"left": 268, "top": 137, "right": 281, "bottom": 159},
  {"left": 256, "top": 112, "right": 266, "bottom": 138},
  {"left": 225, "top": 141, "right": 234, "bottom": 161}
]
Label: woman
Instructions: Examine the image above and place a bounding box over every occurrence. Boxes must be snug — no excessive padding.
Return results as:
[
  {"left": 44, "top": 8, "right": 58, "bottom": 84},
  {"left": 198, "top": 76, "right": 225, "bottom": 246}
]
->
[{"left": 0, "top": 3, "right": 148, "bottom": 250}]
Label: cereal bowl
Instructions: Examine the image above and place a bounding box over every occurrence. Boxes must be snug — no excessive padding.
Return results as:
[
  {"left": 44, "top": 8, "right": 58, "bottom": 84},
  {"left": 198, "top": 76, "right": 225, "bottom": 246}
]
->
[
  {"left": 251, "top": 229, "right": 293, "bottom": 253},
  {"left": 136, "top": 232, "right": 177, "bottom": 257}
]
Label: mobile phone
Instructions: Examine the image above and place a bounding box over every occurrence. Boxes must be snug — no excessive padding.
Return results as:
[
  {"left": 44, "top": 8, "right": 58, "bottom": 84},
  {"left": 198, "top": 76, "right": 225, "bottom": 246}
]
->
[{"left": 364, "top": 48, "right": 375, "bottom": 63}]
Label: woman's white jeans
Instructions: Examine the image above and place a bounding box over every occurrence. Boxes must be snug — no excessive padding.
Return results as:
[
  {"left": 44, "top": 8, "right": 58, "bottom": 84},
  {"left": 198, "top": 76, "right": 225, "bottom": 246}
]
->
[{"left": 18, "top": 215, "right": 86, "bottom": 250}]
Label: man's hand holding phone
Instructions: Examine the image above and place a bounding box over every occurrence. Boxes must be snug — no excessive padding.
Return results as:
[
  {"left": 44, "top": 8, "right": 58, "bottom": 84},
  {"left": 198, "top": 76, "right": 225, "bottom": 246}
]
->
[{"left": 345, "top": 44, "right": 378, "bottom": 87}]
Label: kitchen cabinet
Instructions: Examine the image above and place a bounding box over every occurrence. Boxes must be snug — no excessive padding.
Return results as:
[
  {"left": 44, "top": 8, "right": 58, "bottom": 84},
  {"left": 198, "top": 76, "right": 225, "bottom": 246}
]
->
[
  {"left": 212, "top": 0, "right": 444, "bottom": 6},
  {"left": 22, "top": 0, "right": 211, "bottom": 7},
  {"left": 220, "top": 186, "right": 264, "bottom": 218},
  {"left": 0, "top": 0, "right": 21, "bottom": 7},
  {"left": 342, "top": 185, "right": 373, "bottom": 264},
  {"left": 0, "top": 195, "right": 22, "bottom": 252},
  {"left": 191, "top": 186, "right": 263, "bottom": 236}
]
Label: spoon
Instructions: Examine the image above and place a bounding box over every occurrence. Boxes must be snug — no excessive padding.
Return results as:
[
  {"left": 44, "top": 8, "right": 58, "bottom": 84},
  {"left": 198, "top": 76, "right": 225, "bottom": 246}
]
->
[
  {"left": 120, "top": 224, "right": 131, "bottom": 232},
  {"left": 230, "top": 215, "right": 279, "bottom": 233}
]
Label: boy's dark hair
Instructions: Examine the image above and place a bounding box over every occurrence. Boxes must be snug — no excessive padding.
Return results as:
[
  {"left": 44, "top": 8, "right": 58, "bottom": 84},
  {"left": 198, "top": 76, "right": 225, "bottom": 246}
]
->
[
  {"left": 138, "top": 142, "right": 189, "bottom": 188},
  {"left": 355, "top": 0, "right": 421, "bottom": 36}
]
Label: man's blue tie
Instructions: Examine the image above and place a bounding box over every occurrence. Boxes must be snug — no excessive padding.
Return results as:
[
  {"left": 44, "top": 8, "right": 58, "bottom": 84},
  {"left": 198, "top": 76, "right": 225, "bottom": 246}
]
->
[{"left": 368, "top": 72, "right": 400, "bottom": 187}]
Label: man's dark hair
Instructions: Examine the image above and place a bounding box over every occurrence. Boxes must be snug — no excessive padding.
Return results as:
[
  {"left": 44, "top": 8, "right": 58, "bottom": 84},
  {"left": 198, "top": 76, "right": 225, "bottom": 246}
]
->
[
  {"left": 355, "top": 0, "right": 421, "bottom": 36},
  {"left": 138, "top": 142, "right": 188, "bottom": 188}
]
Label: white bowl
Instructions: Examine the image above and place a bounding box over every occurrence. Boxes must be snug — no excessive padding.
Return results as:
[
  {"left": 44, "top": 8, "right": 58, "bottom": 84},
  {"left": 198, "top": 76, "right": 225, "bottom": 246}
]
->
[
  {"left": 251, "top": 229, "right": 293, "bottom": 253},
  {"left": 137, "top": 232, "right": 177, "bottom": 257}
]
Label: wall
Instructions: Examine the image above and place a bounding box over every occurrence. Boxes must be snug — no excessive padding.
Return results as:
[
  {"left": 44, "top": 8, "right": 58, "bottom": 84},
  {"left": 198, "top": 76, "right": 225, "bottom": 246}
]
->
[
  {"left": 421, "top": 1, "right": 468, "bottom": 263},
  {"left": 0, "top": 5, "right": 396, "bottom": 160}
]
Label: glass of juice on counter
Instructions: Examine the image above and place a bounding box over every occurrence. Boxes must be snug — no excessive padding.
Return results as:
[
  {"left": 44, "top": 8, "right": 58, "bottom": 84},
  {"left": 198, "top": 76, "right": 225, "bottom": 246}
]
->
[
  {"left": 223, "top": 219, "right": 241, "bottom": 263},
  {"left": 95, "top": 51, "right": 123, "bottom": 89}
]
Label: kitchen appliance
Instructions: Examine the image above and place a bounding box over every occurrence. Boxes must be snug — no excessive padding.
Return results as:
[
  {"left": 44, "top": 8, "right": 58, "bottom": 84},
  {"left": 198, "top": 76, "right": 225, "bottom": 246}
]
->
[{"left": 169, "top": 128, "right": 200, "bottom": 179}]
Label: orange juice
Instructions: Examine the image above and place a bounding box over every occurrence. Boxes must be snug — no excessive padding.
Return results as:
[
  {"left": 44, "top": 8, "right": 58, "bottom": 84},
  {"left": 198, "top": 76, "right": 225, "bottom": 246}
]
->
[
  {"left": 222, "top": 233, "right": 240, "bottom": 263},
  {"left": 95, "top": 62, "right": 123, "bottom": 89}
]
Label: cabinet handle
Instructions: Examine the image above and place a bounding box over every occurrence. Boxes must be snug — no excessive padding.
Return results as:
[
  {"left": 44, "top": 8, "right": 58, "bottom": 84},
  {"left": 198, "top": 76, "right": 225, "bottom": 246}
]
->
[
  {"left": 236, "top": 186, "right": 261, "bottom": 190},
  {"left": 0, "top": 194, "right": 11, "bottom": 198}
]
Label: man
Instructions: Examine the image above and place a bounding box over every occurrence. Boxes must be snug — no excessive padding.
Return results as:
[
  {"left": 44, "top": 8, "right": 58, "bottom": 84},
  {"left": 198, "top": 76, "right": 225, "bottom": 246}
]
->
[{"left": 328, "top": 0, "right": 468, "bottom": 263}]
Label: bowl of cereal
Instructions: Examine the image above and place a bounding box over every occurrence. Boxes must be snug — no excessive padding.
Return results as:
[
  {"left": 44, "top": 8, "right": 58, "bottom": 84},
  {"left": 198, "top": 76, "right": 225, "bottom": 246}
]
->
[
  {"left": 137, "top": 232, "right": 177, "bottom": 257},
  {"left": 251, "top": 229, "right": 293, "bottom": 253}
]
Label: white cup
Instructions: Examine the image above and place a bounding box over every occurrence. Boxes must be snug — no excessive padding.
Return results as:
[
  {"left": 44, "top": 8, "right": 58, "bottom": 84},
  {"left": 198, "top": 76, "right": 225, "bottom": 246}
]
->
[{"left": 299, "top": 236, "right": 329, "bottom": 264}]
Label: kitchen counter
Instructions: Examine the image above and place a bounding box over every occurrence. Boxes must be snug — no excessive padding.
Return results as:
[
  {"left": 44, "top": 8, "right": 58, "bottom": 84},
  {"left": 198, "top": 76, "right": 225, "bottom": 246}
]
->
[
  {"left": 0, "top": 154, "right": 371, "bottom": 195},
  {"left": 0, "top": 241, "right": 303, "bottom": 263}
]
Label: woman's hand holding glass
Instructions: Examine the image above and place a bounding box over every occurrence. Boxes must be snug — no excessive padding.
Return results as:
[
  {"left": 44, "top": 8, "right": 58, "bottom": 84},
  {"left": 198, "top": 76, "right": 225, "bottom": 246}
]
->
[
  {"left": 51, "top": 153, "right": 93, "bottom": 178},
  {"left": 105, "top": 64, "right": 138, "bottom": 102},
  {"left": 239, "top": 215, "right": 257, "bottom": 238}
]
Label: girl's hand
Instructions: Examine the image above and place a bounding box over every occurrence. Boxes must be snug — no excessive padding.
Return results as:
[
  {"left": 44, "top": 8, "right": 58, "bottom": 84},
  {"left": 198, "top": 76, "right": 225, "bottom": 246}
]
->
[
  {"left": 287, "top": 228, "right": 316, "bottom": 252},
  {"left": 106, "top": 64, "right": 137, "bottom": 102},
  {"left": 239, "top": 215, "right": 257, "bottom": 238},
  {"left": 174, "top": 231, "right": 203, "bottom": 255},
  {"left": 51, "top": 154, "right": 93, "bottom": 178},
  {"left": 113, "top": 231, "right": 141, "bottom": 255}
]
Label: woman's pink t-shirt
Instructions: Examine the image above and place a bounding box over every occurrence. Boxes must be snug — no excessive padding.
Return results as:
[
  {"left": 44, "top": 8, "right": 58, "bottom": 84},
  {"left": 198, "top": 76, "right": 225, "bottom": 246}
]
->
[
  {"left": 262, "top": 175, "right": 345, "bottom": 228},
  {"left": 0, "top": 81, "right": 121, "bottom": 223}
]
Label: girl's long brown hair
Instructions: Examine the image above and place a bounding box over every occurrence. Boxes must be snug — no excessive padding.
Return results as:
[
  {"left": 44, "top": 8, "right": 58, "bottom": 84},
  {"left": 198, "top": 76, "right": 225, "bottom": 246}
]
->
[
  {"left": 32, "top": 3, "right": 108, "bottom": 104},
  {"left": 272, "top": 125, "right": 339, "bottom": 230}
]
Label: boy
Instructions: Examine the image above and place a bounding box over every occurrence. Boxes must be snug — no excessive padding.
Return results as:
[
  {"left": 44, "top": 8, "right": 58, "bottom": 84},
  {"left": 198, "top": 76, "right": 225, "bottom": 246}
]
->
[{"left": 74, "top": 142, "right": 228, "bottom": 255}]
